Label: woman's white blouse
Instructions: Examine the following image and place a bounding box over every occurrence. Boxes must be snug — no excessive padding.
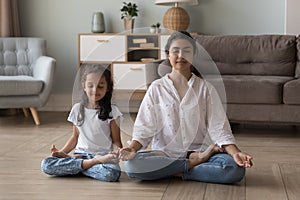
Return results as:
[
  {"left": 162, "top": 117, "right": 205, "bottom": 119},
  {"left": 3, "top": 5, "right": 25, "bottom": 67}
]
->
[{"left": 132, "top": 73, "right": 236, "bottom": 157}]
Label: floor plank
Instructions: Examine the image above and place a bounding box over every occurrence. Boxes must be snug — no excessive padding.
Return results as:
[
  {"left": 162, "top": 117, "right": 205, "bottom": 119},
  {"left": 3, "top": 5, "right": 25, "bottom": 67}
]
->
[
  {"left": 279, "top": 164, "right": 300, "bottom": 200},
  {"left": 204, "top": 180, "right": 245, "bottom": 200},
  {"left": 246, "top": 163, "right": 288, "bottom": 200},
  {"left": 162, "top": 179, "right": 206, "bottom": 200}
]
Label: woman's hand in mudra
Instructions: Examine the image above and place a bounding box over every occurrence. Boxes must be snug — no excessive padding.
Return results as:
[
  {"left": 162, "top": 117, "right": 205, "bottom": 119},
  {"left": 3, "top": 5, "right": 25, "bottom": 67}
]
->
[
  {"left": 233, "top": 152, "right": 253, "bottom": 168},
  {"left": 119, "top": 147, "right": 137, "bottom": 161}
]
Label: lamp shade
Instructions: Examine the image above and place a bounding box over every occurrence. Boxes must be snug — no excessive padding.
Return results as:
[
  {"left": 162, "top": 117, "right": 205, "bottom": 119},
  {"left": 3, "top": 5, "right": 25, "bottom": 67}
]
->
[{"left": 155, "top": 0, "right": 198, "bottom": 6}]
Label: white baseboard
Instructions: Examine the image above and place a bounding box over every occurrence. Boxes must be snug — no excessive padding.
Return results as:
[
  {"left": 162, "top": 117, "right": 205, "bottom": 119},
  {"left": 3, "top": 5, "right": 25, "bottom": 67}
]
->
[
  {"left": 39, "top": 94, "right": 141, "bottom": 113},
  {"left": 39, "top": 94, "right": 72, "bottom": 111}
]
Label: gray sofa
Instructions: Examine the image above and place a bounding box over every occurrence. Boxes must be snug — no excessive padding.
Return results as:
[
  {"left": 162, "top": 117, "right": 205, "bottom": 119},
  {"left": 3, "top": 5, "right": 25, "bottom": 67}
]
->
[
  {"left": 0, "top": 38, "right": 56, "bottom": 125},
  {"left": 145, "top": 34, "right": 300, "bottom": 125}
]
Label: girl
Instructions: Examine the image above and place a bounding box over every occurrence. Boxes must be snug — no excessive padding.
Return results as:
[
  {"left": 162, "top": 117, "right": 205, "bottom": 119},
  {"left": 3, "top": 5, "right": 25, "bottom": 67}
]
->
[
  {"left": 120, "top": 31, "right": 252, "bottom": 184},
  {"left": 41, "top": 64, "right": 123, "bottom": 182}
]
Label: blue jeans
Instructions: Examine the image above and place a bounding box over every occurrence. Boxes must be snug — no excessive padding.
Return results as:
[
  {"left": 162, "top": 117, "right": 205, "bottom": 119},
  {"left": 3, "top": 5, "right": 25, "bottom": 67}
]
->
[
  {"left": 41, "top": 156, "right": 121, "bottom": 182},
  {"left": 124, "top": 152, "right": 245, "bottom": 184}
]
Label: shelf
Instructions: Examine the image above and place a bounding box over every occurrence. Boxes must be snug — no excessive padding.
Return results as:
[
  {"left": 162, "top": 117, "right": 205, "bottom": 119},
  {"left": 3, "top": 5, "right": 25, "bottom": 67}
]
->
[
  {"left": 128, "top": 47, "right": 160, "bottom": 50},
  {"left": 127, "top": 49, "right": 159, "bottom": 62}
]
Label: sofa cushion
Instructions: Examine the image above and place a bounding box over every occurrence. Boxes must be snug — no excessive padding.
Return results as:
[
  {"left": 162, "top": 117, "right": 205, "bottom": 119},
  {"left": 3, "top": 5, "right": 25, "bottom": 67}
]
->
[
  {"left": 158, "top": 59, "right": 172, "bottom": 77},
  {"left": 283, "top": 79, "right": 300, "bottom": 105},
  {"left": 0, "top": 76, "right": 44, "bottom": 96},
  {"left": 206, "top": 75, "right": 293, "bottom": 104},
  {"left": 227, "top": 104, "right": 300, "bottom": 124},
  {"left": 156, "top": 60, "right": 294, "bottom": 104},
  {"left": 194, "top": 35, "right": 296, "bottom": 76},
  {"left": 145, "top": 59, "right": 165, "bottom": 87},
  {"left": 296, "top": 36, "right": 300, "bottom": 78}
]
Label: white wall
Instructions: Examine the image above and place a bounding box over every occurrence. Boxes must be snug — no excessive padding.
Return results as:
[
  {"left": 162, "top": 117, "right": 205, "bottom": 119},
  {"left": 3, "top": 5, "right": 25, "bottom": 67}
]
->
[
  {"left": 285, "top": 0, "right": 300, "bottom": 35},
  {"left": 18, "top": 0, "right": 285, "bottom": 111}
]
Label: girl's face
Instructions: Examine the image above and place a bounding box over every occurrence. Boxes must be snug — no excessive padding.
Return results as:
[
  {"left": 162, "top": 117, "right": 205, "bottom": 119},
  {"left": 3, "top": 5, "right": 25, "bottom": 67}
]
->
[
  {"left": 84, "top": 72, "right": 108, "bottom": 105},
  {"left": 168, "top": 39, "right": 194, "bottom": 71}
]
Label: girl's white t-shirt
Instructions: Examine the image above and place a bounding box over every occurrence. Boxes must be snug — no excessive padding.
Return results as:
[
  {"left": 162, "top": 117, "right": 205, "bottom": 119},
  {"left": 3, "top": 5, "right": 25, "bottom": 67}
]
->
[{"left": 67, "top": 103, "right": 122, "bottom": 155}]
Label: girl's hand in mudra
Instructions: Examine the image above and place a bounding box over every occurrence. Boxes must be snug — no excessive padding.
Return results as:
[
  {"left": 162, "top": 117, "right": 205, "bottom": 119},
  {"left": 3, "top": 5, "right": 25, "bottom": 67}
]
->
[{"left": 94, "top": 152, "right": 119, "bottom": 164}]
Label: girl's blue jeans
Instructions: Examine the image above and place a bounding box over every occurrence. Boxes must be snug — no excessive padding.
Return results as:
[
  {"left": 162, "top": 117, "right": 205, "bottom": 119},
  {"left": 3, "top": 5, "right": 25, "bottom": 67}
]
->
[
  {"left": 41, "top": 156, "right": 121, "bottom": 182},
  {"left": 124, "top": 152, "right": 245, "bottom": 184}
]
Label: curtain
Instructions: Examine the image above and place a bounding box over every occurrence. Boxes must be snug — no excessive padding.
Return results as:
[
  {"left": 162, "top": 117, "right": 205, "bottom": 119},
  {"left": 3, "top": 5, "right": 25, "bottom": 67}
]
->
[
  {"left": 0, "top": 0, "right": 21, "bottom": 115},
  {"left": 0, "top": 0, "right": 20, "bottom": 37}
]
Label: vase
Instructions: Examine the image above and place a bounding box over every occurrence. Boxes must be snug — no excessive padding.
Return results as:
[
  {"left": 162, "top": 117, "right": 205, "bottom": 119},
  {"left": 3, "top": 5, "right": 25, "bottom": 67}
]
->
[
  {"left": 91, "top": 12, "right": 105, "bottom": 33},
  {"left": 124, "top": 18, "right": 134, "bottom": 33},
  {"left": 150, "top": 27, "right": 156, "bottom": 34}
]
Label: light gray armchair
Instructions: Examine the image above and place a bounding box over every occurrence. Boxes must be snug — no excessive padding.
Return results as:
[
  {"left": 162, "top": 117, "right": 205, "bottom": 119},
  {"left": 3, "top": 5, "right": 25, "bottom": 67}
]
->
[{"left": 0, "top": 38, "right": 56, "bottom": 125}]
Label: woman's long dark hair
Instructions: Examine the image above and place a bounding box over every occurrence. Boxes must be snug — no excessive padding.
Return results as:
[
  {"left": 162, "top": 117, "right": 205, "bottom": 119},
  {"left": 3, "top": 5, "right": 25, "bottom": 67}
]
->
[{"left": 77, "top": 64, "right": 113, "bottom": 126}]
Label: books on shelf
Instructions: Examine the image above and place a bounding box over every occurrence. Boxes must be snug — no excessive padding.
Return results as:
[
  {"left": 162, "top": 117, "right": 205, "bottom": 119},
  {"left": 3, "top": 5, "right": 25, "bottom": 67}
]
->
[
  {"left": 132, "top": 38, "right": 147, "bottom": 44},
  {"left": 131, "top": 38, "right": 156, "bottom": 48},
  {"left": 140, "top": 58, "right": 155, "bottom": 62},
  {"left": 140, "top": 43, "right": 155, "bottom": 48}
]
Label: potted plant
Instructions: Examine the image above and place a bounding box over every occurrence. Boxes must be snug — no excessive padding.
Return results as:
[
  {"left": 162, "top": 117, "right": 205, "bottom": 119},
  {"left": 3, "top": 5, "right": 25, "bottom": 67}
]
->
[
  {"left": 150, "top": 24, "right": 156, "bottom": 34},
  {"left": 150, "top": 22, "right": 161, "bottom": 34},
  {"left": 121, "top": 2, "right": 138, "bottom": 33}
]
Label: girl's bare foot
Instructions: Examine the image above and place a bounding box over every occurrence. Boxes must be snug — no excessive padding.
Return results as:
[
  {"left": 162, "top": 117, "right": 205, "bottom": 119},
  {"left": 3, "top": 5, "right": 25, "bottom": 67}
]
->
[
  {"left": 94, "top": 153, "right": 119, "bottom": 164},
  {"left": 81, "top": 154, "right": 118, "bottom": 170},
  {"left": 50, "top": 144, "right": 69, "bottom": 158},
  {"left": 51, "top": 151, "right": 70, "bottom": 158},
  {"left": 188, "top": 144, "right": 223, "bottom": 169}
]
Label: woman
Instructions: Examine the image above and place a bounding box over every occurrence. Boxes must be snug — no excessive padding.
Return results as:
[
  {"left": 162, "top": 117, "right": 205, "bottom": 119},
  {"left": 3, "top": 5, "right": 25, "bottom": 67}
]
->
[{"left": 120, "top": 31, "right": 252, "bottom": 184}]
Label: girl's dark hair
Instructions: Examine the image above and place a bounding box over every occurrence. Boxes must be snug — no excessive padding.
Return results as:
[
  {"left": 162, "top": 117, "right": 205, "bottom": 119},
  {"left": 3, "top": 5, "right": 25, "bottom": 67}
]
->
[
  {"left": 77, "top": 64, "right": 113, "bottom": 126},
  {"left": 164, "top": 31, "right": 201, "bottom": 77}
]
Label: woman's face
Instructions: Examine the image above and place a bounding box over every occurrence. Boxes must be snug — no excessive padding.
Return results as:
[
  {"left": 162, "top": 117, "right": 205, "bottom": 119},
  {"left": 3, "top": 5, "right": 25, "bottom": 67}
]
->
[
  {"left": 167, "top": 39, "right": 194, "bottom": 71},
  {"left": 84, "top": 73, "right": 108, "bottom": 104}
]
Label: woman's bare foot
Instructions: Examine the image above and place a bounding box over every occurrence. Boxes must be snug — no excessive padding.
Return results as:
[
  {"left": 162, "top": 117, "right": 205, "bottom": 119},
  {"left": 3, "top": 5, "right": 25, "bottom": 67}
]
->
[{"left": 188, "top": 144, "right": 223, "bottom": 169}]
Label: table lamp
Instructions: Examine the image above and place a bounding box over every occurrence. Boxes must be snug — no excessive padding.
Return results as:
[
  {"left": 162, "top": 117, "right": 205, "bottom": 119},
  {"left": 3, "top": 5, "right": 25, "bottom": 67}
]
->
[{"left": 155, "top": 0, "right": 198, "bottom": 31}]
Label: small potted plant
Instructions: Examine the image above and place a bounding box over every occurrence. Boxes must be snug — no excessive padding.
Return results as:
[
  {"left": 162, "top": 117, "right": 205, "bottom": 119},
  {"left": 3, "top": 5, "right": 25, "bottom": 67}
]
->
[
  {"left": 121, "top": 2, "right": 138, "bottom": 33},
  {"left": 150, "top": 22, "right": 161, "bottom": 34},
  {"left": 150, "top": 24, "right": 157, "bottom": 34}
]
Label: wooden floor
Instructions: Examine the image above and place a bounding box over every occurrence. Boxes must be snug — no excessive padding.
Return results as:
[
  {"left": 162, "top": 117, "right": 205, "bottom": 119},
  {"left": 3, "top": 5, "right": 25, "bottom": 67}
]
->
[{"left": 0, "top": 111, "right": 299, "bottom": 200}]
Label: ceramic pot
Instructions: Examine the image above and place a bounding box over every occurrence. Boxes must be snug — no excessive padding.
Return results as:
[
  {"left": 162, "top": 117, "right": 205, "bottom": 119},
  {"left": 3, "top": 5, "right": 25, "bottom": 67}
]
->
[
  {"left": 91, "top": 12, "right": 105, "bottom": 33},
  {"left": 124, "top": 18, "right": 134, "bottom": 33},
  {"left": 150, "top": 27, "right": 156, "bottom": 34}
]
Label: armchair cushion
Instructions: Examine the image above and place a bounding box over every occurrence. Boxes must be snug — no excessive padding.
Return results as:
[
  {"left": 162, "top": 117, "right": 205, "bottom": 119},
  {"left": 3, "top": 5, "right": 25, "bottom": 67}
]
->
[
  {"left": 0, "top": 76, "right": 43, "bottom": 96},
  {"left": 0, "top": 38, "right": 45, "bottom": 76}
]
